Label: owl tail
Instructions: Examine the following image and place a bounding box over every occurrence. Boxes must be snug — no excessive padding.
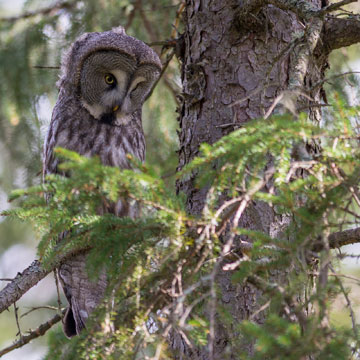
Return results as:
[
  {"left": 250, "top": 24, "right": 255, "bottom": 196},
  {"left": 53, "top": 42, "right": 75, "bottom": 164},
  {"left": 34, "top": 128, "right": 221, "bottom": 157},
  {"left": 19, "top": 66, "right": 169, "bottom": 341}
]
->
[
  {"left": 63, "top": 301, "right": 86, "bottom": 338},
  {"left": 59, "top": 253, "right": 108, "bottom": 338}
]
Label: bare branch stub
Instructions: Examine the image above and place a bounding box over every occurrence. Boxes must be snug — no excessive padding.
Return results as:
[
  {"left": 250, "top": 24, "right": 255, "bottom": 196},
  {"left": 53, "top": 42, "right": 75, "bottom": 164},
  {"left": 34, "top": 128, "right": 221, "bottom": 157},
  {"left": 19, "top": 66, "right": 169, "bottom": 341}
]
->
[
  {"left": 235, "top": 0, "right": 266, "bottom": 31},
  {"left": 312, "top": 227, "right": 360, "bottom": 252},
  {"left": 321, "top": 16, "right": 360, "bottom": 53}
]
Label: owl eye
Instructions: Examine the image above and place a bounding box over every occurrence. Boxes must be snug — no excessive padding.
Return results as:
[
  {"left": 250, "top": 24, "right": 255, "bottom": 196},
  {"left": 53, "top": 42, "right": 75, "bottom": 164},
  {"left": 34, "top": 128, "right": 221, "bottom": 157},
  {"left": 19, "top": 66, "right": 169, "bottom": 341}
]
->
[{"left": 104, "top": 74, "right": 116, "bottom": 85}]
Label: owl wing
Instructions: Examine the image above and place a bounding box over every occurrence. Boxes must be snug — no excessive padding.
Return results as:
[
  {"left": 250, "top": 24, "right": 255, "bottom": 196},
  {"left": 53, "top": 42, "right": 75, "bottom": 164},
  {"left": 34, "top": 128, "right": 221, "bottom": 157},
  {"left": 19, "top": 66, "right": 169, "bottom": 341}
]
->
[
  {"left": 43, "top": 100, "right": 109, "bottom": 337},
  {"left": 59, "top": 253, "right": 107, "bottom": 337}
]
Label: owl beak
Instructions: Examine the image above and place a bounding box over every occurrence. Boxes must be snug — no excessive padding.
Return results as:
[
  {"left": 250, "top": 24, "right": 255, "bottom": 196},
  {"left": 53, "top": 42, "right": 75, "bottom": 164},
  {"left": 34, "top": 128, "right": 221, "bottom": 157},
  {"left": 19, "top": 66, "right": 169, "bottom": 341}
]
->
[{"left": 112, "top": 105, "right": 120, "bottom": 112}]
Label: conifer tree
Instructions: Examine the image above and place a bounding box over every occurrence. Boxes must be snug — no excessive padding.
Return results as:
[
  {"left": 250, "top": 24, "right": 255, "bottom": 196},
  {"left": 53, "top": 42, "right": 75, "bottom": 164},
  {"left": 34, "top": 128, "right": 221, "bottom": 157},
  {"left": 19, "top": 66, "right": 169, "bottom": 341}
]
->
[{"left": 1, "top": 1, "right": 360, "bottom": 359}]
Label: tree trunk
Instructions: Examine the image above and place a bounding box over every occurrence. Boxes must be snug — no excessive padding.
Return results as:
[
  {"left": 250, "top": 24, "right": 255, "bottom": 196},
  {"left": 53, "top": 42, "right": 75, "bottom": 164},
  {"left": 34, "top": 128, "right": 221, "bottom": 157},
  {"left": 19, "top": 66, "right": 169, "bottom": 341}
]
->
[{"left": 175, "top": 0, "right": 328, "bottom": 358}]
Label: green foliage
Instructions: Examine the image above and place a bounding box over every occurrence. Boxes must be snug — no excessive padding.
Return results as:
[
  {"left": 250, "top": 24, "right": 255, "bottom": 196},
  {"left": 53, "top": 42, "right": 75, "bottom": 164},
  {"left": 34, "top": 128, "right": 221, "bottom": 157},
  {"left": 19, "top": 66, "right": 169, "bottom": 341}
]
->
[
  {"left": 3, "top": 98, "right": 360, "bottom": 359},
  {"left": 240, "top": 315, "right": 351, "bottom": 360},
  {"left": 0, "top": 0, "right": 179, "bottom": 247}
]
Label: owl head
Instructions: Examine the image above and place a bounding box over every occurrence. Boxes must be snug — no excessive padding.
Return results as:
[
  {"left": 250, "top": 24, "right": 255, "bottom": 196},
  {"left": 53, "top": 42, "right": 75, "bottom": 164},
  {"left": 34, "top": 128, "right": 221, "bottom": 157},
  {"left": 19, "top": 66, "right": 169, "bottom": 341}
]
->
[{"left": 58, "top": 27, "right": 162, "bottom": 124}]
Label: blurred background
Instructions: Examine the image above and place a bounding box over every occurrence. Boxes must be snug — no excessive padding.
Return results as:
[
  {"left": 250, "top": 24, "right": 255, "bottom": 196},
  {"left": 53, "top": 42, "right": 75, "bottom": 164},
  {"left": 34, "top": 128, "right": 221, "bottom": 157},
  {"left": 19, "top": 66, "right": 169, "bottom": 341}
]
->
[{"left": 0, "top": 1, "right": 359, "bottom": 359}]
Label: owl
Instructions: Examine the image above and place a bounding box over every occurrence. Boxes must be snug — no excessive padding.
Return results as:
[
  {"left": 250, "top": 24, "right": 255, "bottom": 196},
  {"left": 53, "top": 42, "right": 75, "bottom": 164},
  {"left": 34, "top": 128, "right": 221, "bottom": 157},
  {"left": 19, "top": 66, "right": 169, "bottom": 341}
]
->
[{"left": 43, "top": 27, "right": 161, "bottom": 337}]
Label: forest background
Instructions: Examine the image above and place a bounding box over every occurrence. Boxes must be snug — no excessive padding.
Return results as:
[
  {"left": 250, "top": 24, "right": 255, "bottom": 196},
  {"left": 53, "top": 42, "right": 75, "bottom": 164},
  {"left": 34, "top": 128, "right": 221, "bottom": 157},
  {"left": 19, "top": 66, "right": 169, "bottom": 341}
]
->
[{"left": 0, "top": 0, "right": 359, "bottom": 359}]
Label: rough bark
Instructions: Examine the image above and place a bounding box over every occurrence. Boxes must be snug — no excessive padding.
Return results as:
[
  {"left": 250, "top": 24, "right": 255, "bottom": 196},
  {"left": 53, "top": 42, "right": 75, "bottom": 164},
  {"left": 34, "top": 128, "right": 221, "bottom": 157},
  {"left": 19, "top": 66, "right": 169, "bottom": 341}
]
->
[
  {"left": 175, "top": 0, "right": 329, "bottom": 358},
  {"left": 0, "top": 260, "right": 50, "bottom": 314}
]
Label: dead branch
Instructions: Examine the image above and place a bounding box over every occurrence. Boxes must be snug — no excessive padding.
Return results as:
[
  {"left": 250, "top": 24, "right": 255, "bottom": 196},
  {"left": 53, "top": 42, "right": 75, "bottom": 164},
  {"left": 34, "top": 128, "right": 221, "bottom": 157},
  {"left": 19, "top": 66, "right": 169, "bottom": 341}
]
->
[
  {"left": 311, "top": 71, "right": 360, "bottom": 91},
  {"left": 33, "top": 66, "right": 60, "bottom": 70},
  {"left": 0, "top": 261, "right": 50, "bottom": 315},
  {"left": 321, "top": 16, "right": 360, "bottom": 53},
  {"left": 125, "top": 0, "right": 141, "bottom": 30},
  {"left": 14, "top": 303, "right": 22, "bottom": 339},
  {"left": 0, "top": 309, "right": 66, "bottom": 357},
  {"left": 329, "top": 227, "right": 360, "bottom": 249},
  {"left": 0, "top": 1, "right": 75, "bottom": 22},
  {"left": 146, "top": 49, "right": 176, "bottom": 101},
  {"left": 0, "top": 245, "right": 90, "bottom": 315},
  {"left": 138, "top": 0, "right": 159, "bottom": 42},
  {"left": 21, "top": 306, "right": 60, "bottom": 319},
  {"left": 329, "top": 264, "right": 359, "bottom": 342},
  {"left": 236, "top": 0, "right": 358, "bottom": 29},
  {"left": 319, "top": 0, "right": 358, "bottom": 15},
  {"left": 312, "top": 227, "right": 360, "bottom": 252}
]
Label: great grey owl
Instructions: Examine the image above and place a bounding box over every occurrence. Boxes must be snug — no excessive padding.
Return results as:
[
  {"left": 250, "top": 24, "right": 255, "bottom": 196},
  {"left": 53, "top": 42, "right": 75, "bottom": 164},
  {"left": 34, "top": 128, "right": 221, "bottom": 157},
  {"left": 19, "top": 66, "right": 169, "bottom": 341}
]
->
[{"left": 43, "top": 27, "right": 161, "bottom": 337}]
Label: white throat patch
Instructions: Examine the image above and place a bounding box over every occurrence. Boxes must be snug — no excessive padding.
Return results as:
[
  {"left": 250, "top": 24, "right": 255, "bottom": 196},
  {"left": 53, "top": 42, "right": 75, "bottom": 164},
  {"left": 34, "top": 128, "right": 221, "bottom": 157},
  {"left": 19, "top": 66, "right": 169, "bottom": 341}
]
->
[
  {"left": 81, "top": 100, "right": 103, "bottom": 120},
  {"left": 81, "top": 100, "right": 132, "bottom": 126},
  {"left": 114, "top": 112, "right": 132, "bottom": 126}
]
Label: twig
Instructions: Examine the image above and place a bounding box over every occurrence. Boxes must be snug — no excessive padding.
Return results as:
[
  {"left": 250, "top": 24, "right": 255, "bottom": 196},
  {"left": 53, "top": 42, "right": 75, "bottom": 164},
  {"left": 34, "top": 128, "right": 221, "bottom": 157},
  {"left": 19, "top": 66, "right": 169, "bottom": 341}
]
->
[
  {"left": 146, "top": 49, "right": 176, "bottom": 101},
  {"left": 125, "top": 0, "right": 140, "bottom": 30},
  {"left": 21, "top": 306, "right": 60, "bottom": 318},
  {"left": 319, "top": 0, "right": 358, "bottom": 15},
  {"left": 318, "top": 212, "right": 330, "bottom": 325},
  {"left": 0, "top": 1, "right": 75, "bottom": 22},
  {"left": 147, "top": 40, "right": 177, "bottom": 48},
  {"left": 138, "top": 0, "right": 158, "bottom": 42},
  {"left": 0, "top": 309, "right": 66, "bottom": 357},
  {"left": 171, "top": 1, "right": 185, "bottom": 39},
  {"left": 33, "top": 66, "right": 60, "bottom": 70},
  {"left": 54, "top": 270, "right": 63, "bottom": 319},
  {"left": 329, "top": 273, "right": 360, "bottom": 284},
  {"left": 249, "top": 300, "right": 271, "bottom": 320},
  {"left": 248, "top": 275, "right": 309, "bottom": 328},
  {"left": 14, "top": 303, "right": 22, "bottom": 339},
  {"left": 237, "top": 0, "right": 358, "bottom": 24},
  {"left": 311, "top": 71, "right": 360, "bottom": 91},
  {"left": 269, "top": 0, "right": 357, "bottom": 20},
  {"left": 329, "top": 264, "right": 359, "bottom": 342},
  {"left": 207, "top": 168, "right": 275, "bottom": 359}
]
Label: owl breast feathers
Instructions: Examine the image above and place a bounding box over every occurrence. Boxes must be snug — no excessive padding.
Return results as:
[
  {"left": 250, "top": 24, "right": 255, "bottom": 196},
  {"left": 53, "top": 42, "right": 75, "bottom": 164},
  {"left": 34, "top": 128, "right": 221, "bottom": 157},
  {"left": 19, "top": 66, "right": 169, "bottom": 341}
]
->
[{"left": 42, "top": 26, "right": 161, "bottom": 337}]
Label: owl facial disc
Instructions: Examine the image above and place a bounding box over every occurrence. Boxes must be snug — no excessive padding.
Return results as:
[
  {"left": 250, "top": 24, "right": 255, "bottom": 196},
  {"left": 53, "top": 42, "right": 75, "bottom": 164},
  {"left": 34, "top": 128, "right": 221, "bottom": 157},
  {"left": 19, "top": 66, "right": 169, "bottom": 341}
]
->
[{"left": 79, "top": 50, "right": 160, "bottom": 125}]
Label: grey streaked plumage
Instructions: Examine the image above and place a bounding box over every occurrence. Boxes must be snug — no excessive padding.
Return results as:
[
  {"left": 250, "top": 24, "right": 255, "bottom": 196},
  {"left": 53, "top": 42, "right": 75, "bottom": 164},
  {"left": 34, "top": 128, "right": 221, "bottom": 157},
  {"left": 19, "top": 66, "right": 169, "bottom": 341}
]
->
[{"left": 43, "top": 27, "right": 161, "bottom": 337}]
